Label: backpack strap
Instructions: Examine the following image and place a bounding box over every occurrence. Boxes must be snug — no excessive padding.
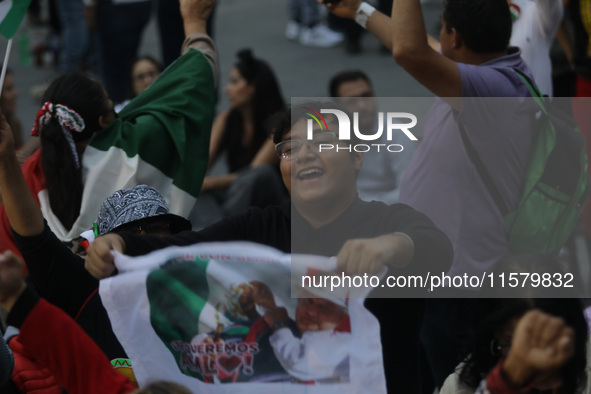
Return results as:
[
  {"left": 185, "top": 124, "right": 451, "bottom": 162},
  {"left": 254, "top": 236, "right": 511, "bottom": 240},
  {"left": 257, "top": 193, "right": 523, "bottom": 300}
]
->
[
  {"left": 457, "top": 69, "right": 541, "bottom": 217},
  {"left": 515, "top": 70, "right": 548, "bottom": 115},
  {"left": 458, "top": 123, "right": 510, "bottom": 216}
]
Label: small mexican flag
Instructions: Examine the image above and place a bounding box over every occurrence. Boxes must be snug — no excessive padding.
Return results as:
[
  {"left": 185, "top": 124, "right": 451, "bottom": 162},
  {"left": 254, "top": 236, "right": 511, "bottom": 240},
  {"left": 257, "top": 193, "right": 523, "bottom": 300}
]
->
[{"left": 0, "top": 0, "right": 31, "bottom": 39}]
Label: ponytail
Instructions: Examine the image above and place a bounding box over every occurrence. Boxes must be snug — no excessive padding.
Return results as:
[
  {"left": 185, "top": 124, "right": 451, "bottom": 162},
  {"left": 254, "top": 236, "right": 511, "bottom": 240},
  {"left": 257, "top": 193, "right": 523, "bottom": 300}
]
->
[{"left": 36, "top": 73, "right": 112, "bottom": 231}]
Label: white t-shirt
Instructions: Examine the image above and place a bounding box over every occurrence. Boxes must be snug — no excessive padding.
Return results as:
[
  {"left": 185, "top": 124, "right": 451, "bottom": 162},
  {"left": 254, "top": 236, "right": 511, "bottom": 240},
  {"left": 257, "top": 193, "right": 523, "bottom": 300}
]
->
[{"left": 509, "top": 0, "right": 563, "bottom": 96}]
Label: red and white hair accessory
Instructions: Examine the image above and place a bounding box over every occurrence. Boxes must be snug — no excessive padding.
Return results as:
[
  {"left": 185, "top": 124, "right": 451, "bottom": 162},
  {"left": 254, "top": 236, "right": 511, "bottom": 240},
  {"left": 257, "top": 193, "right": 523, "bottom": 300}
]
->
[
  {"left": 30, "top": 102, "right": 85, "bottom": 136},
  {"left": 29, "top": 102, "right": 86, "bottom": 168}
]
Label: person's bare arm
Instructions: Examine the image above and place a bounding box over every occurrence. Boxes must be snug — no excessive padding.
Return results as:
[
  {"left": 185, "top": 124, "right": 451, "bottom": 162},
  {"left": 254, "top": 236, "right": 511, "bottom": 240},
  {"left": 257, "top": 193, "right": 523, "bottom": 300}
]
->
[
  {"left": 208, "top": 111, "right": 228, "bottom": 169},
  {"left": 201, "top": 173, "right": 238, "bottom": 191},
  {"left": 0, "top": 111, "right": 44, "bottom": 237},
  {"left": 250, "top": 138, "right": 279, "bottom": 167},
  {"left": 179, "top": 0, "right": 218, "bottom": 82},
  {"left": 201, "top": 112, "right": 236, "bottom": 191},
  {"left": 321, "top": 0, "right": 441, "bottom": 51},
  {"left": 391, "top": 0, "right": 461, "bottom": 99}
]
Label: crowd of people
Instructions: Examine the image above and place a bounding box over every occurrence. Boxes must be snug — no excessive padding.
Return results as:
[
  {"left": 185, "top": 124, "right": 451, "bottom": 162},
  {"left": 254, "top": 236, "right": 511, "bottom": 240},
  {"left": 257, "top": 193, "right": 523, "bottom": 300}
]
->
[{"left": 0, "top": 0, "right": 590, "bottom": 393}]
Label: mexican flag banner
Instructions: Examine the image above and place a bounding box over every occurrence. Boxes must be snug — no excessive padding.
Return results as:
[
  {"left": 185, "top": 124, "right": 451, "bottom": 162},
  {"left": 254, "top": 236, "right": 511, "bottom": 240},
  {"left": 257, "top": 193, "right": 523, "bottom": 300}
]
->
[
  {"left": 0, "top": 0, "right": 31, "bottom": 39},
  {"left": 99, "top": 242, "right": 387, "bottom": 394},
  {"left": 39, "top": 46, "right": 215, "bottom": 241}
]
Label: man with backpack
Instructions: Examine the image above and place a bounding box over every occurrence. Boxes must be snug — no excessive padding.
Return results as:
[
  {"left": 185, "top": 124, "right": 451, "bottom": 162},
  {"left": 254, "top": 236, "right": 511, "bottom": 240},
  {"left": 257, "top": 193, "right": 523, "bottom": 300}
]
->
[{"left": 322, "top": 0, "right": 555, "bottom": 389}]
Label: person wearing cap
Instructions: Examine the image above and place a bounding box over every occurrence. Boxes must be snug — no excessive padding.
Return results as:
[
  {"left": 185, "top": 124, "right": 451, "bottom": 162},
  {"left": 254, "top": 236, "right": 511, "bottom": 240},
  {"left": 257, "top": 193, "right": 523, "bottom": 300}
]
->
[{"left": 0, "top": 103, "right": 192, "bottom": 384}]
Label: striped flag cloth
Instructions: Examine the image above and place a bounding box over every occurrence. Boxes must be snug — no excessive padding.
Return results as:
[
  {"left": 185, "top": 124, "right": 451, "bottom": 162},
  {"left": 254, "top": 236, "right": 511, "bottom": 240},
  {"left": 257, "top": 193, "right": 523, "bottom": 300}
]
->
[
  {"left": 40, "top": 47, "right": 215, "bottom": 240},
  {"left": 0, "top": 0, "right": 31, "bottom": 39},
  {"left": 100, "top": 242, "right": 387, "bottom": 394}
]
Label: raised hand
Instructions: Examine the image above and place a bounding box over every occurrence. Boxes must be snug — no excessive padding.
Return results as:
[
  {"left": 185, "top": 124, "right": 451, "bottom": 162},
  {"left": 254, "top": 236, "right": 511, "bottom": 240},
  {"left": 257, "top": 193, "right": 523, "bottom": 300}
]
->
[
  {"left": 502, "top": 310, "right": 575, "bottom": 388},
  {"left": 180, "top": 0, "right": 217, "bottom": 23},
  {"left": 318, "top": 0, "right": 362, "bottom": 20}
]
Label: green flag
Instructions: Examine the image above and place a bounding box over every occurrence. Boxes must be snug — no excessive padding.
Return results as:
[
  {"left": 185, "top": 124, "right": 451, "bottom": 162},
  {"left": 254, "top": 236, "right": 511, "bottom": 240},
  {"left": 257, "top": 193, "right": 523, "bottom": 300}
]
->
[
  {"left": 52, "top": 47, "right": 215, "bottom": 240},
  {"left": 0, "top": 0, "right": 32, "bottom": 39}
]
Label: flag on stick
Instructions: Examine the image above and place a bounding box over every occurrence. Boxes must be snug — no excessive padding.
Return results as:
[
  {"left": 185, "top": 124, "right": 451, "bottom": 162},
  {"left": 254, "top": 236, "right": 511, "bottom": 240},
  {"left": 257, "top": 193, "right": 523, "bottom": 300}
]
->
[{"left": 0, "top": 0, "right": 32, "bottom": 39}]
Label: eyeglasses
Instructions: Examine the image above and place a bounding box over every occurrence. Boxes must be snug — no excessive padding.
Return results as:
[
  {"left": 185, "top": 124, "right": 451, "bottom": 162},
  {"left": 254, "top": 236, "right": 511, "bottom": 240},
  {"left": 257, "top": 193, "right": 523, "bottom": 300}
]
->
[{"left": 275, "top": 132, "right": 337, "bottom": 160}]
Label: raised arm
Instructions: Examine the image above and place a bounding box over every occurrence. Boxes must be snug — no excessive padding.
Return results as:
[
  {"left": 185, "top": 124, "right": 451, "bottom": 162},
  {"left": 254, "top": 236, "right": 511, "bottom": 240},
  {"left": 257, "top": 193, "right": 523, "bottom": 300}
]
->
[
  {"left": 180, "top": 0, "right": 218, "bottom": 82},
  {"left": 322, "top": 0, "right": 459, "bottom": 98},
  {"left": 0, "top": 111, "right": 44, "bottom": 237},
  {"left": 390, "top": 0, "right": 461, "bottom": 98},
  {"left": 0, "top": 111, "right": 100, "bottom": 316},
  {"left": 321, "top": 0, "right": 441, "bottom": 52},
  {"left": 79, "top": 0, "right": 219, "bottom": 235}
]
